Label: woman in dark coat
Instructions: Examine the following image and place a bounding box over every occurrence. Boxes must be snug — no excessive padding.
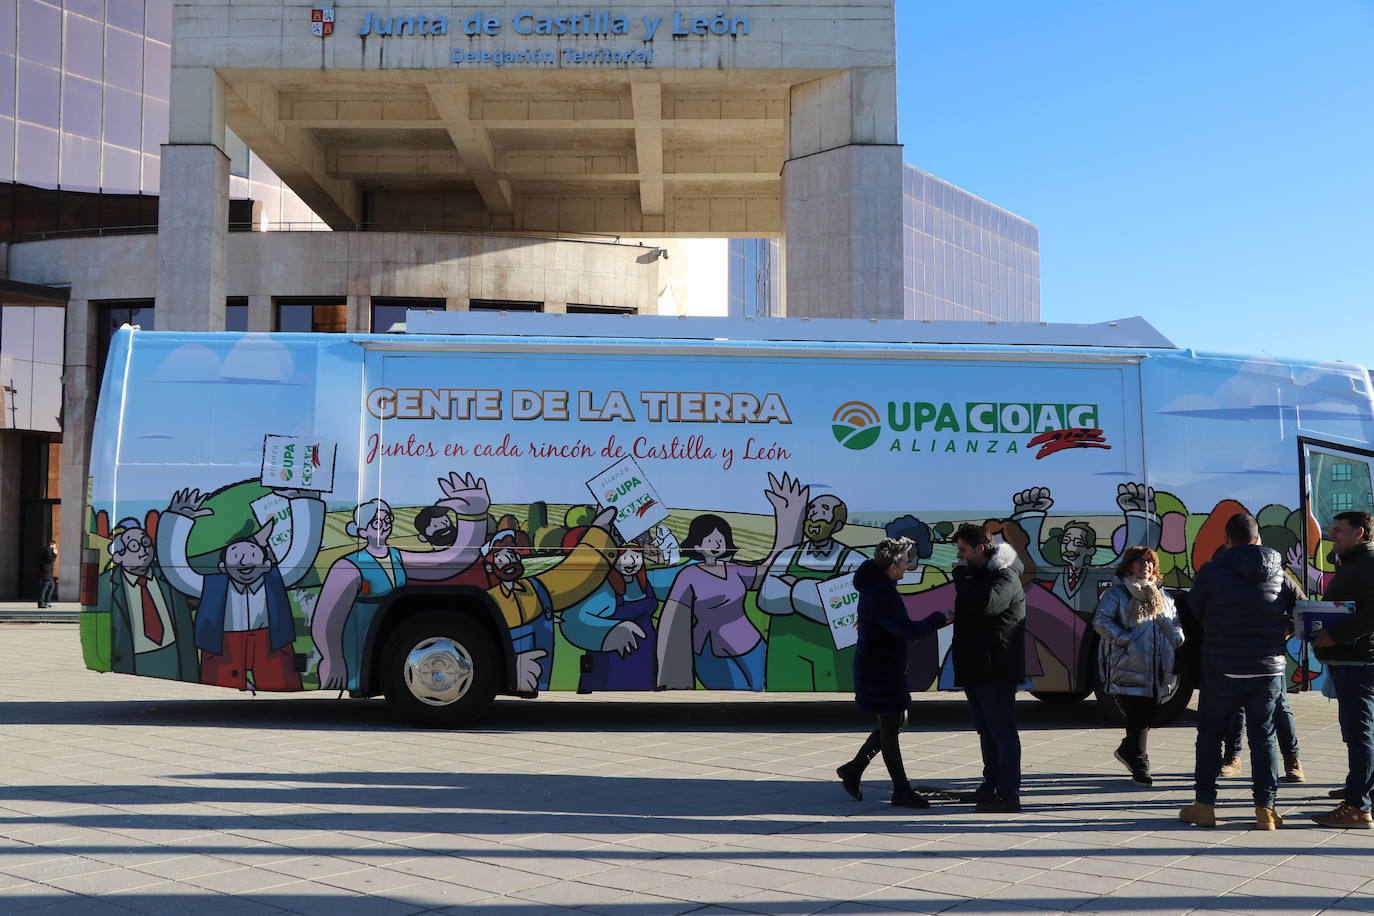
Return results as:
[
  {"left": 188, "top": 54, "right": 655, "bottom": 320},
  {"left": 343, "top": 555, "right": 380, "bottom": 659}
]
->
[{"left": 836, "top": 537, "right": 949, "bottom": 807}]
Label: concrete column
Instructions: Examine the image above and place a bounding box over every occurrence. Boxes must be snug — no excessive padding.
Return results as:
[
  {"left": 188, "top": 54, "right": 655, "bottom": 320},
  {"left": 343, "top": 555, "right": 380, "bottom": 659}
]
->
[
  {"left": 444, "top": 297, "right": 469, "bottom": 311},
  {"left": 156, "top": 68, "right": 229, "bottom": 330},
  {"left": 782, "top": 68, "right": 903, "bottom": 319},
  {"left": 247, "top": 295, "right": 271, "bottom": 332},
  {"left": 347, "top": 295, "right": 365, "bottom": 333},
  {"left": 58, "top": 299, "right": 97, "bottom": 600}
]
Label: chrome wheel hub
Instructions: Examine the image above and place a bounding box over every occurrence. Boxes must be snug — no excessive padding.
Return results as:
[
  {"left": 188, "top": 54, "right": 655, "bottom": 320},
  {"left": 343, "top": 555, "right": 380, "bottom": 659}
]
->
[{"left": 403, "top": 636, "right": 474, "bottom": 706}]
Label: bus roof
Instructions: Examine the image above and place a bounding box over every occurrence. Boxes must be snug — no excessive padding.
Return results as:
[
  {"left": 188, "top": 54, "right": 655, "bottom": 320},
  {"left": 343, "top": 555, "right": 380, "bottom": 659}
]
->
[{"left": 402, "top": 311, "right": 1178, "bottom": 349}]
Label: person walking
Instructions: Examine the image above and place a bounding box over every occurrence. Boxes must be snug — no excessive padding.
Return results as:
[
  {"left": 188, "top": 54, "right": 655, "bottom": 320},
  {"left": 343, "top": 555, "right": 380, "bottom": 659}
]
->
[
  {"left": 836, "top": 537, "right": 949, "bottom": 808},
  {"left": 1179, "top": 513, "right": 1294, "bottom": 830},
  {"left": 1310, "top": 510, "right": 1374, "bottom": 829},
  {"left": 37, "top": 539, "right": 57, "bottom": 608},
  {"left": 1093, "top": 546, "right": 1185, "bottom": 786},
  {"left": 951, "top": 523, "right": 1027, "bottom": 813}
]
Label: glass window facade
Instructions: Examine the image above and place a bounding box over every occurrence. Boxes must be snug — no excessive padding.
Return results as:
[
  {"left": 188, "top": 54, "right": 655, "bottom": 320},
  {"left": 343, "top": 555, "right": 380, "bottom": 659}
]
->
[
  {"left": 1, "top": 0, "right": 170, "bottom": 194},
  {"left": 727, "top": 237, "right": 781, "bottom": 319},
  {"left": 276, "top": 299, "right": 348, "bottom": 333},
  {"left": 903, "top": 165, "right": 1039, "bottom": 322},
  {"left": 370, "top": 297, "right": 444, "bottom": 333},
  {"left": 727, "top": 165, "right": 1039, "bottom": 322}
]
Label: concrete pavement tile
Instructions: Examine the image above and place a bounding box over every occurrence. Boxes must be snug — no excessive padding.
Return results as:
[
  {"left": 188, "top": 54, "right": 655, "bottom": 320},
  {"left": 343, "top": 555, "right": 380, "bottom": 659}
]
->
[
  {"left": 1019, "top": 868, "right": 1131, "bottom": 895},
  {"left": 6, "top": 896, "right": 146, "bottom": 916},
  {"left": 924, "top": 900, "right": 1058, "bottom": 915},
  {"left": 1166, "top": 854, "right": 1279, "bottom": 879},
  {"left": 897, "top": 869, "right": 1010, "bottom": 899},
  {"left": 577, "top": 865, "right": 692, "bottom": 893},
  {"left": 703, "top": 890, "right": 844, "bottom": 915},
  {"left": 940, "top": 859, "right": 1057, "bottom": 884},
  {"left": 1136, "top": 865, "right": 1250, "bottom": 892},
  {"left": 0, "top": 882, "right": 88, "bottom": 914},
  {"left": 385, "top": 856, "right": 555, "bottom": 894},
  {"left": 651, "top": 875, "right": 781, "bottom": 904},
  {"left": 115, "top": 886, "right": 294, "bottom": 915},
  {"left": 577, "top": 891, "right": 717, "bottom": 915},
  {"left": 41, "top": 864, "right": 171, "bottom": 896},
  {"left": 0, "top": 855, "right": 120, "bottom": 882},
  {"left": 256, "top": 855, "right": 370, "bottom": 881},
  {"left": 313, "top": 866, "right": 432, "bottom": 896},
  {"left": 183, "top": 865, "right": 304, "bottom": 895},
  {"left": 1231, "top": 879, "right": 1351, "bottom": 909},
  {"left": 245, "top": 883, "right": 433, "bottom": 916},
  {"left": 128, "top": 854, "right": 247, "bottom": 881},
  {"left": 506, "top": 879, "right": 636, "bottom": 908}
]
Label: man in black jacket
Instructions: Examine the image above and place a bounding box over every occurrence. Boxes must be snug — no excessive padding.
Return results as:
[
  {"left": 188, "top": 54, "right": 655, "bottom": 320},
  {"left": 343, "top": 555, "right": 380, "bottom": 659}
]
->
[
  {"left": 1180, "top": 513, "right": 1294, "bottom": 830},
  {"left": 1310, "top": 510, "right": 1374, "bottom": 829},
  {"left": 951, "top": 523, "right": 1026, "bottom": 813}
]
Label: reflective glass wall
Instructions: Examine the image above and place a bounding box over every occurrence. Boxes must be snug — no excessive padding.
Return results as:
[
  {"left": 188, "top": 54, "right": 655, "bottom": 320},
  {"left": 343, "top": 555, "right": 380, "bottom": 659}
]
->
[
  {"left": 0, "top": 0, "right": 321, "bottom": 226},
  {"left": 728, "top": 165, "right": 1040, "bottom": 322},
  {"left": 904, "top": 165, "right": 1039, "bottom": 322},
  {"left": 1, "top": 0, "right": 171, "bottom": 193}
]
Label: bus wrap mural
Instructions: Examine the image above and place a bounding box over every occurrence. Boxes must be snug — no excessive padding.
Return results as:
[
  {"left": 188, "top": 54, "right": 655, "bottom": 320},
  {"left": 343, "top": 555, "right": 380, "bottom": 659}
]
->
[{"left": 81, "top": 331, "right": 1374, "bottom": 699}]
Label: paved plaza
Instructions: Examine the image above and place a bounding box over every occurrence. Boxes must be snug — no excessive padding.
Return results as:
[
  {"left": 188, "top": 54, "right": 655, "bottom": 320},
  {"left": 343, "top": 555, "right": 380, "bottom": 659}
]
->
[{"left": 1, "top": 623, "right": 1372, "bottom": 916}]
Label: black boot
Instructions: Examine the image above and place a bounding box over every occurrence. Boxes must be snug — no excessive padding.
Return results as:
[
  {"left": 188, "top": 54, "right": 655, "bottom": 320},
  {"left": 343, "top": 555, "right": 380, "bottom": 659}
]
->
[
  {"left": 1131, "top": 754, "right": 1153, "bottom": 786},
  {"left": 836, "top": 760, "right": 865, "bottom": 800}
]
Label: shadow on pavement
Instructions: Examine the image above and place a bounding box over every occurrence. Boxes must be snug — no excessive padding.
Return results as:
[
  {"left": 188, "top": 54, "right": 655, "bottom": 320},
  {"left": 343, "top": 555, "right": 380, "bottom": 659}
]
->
[{"left": 0, "top": 693, "right": 1194, "bottom": 733}]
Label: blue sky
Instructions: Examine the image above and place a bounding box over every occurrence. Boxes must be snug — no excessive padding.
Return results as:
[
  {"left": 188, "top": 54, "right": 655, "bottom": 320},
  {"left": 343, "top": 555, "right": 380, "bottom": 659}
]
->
[{"left": 895, "top": 1, "right": 1374, "bottom": 367}]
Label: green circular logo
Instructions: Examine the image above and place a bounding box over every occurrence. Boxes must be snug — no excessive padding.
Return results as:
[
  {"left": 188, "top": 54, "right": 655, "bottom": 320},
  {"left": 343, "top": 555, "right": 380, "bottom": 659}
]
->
[{"left": 831, "top": 402, "right": 882, "bottom": 450}]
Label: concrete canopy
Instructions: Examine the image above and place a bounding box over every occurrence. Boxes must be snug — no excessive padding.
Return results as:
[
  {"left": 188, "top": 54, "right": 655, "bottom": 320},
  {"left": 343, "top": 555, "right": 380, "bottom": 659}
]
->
[
  {"left": 174, "top": 1, "right": 898, "bottom": 237},
  {"left": 164, "top": 2, "right": 904, "bottom": 322}
]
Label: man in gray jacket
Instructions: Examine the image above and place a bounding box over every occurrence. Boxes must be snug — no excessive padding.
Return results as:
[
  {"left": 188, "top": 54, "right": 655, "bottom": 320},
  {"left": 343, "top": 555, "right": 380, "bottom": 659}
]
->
[{"left": 1179, "top": 513, "right": 1294, "bottom": 830}]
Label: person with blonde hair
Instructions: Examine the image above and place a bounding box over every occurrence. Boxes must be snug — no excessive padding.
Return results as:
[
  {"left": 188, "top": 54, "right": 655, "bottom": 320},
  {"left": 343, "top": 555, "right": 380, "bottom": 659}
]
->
[
  {"left": 1093, "top": 545, "right": 1184, "bottom": 786},
  {"left": 836, "top": 537, "right": 949, "bottom": 807}
]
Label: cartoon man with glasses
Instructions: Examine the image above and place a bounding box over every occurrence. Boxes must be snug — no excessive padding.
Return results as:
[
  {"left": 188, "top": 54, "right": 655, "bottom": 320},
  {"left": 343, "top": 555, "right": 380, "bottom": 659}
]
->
[{"left": 103, "top": 517, "right": 199, "bottom": 681}]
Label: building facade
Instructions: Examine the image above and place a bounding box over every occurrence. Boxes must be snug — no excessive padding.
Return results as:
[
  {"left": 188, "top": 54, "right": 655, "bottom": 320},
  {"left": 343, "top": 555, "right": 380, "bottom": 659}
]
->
[{"left": 0, "top": 1, "right": 1034, "bottom": 600}]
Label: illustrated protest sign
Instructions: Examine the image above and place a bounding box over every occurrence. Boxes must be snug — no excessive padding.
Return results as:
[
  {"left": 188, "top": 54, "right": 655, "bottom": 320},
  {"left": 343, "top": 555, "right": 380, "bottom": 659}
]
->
[{"left": 585, "top": 456, "right": 668, "bottom": 541}]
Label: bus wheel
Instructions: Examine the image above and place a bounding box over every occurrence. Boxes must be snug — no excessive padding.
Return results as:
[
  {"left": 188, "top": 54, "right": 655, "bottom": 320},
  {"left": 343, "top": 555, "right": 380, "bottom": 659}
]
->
[
  {"left": 380, "top": 611, "right": 499, "bottom": 728},
  {"left": 1029, "top": 689, "right": 1091, "bottom": 705}
]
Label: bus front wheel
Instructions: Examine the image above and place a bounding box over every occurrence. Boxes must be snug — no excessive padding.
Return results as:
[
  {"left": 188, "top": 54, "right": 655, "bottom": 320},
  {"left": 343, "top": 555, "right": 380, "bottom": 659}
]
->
[{"left": 380, "top": 610, "right": 500, "bottom": 728}]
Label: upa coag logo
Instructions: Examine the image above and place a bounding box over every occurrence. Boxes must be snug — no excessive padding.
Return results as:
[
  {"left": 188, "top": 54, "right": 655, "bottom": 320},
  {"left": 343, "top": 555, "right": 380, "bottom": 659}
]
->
[{"left": 831, "top": 401, "right": 882, "bottom": 450}]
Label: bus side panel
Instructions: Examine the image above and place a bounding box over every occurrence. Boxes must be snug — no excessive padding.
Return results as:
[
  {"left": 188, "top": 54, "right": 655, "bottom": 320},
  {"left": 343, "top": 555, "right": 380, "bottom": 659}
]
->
[
  {"left": 83, "top": 332, "right": 364, "bottom": 690},
  {"left": 1140, "top": 351, "right": 1374, "bottom": 692},
  {"left": 363, "top": 348, "right": 1149, "bottom": 695}
]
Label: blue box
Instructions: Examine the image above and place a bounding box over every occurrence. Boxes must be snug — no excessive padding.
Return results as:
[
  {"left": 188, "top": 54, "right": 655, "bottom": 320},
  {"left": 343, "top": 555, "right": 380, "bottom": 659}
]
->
[{"left": 1297, "top": 601, "right": 1355, "bottom": 641}]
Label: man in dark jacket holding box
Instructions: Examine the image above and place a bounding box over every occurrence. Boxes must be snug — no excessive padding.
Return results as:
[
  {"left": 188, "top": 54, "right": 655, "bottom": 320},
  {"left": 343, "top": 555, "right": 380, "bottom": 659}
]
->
[
  {"left": 1180, "top": 513, "right": 1294, "bottom": 830},
  {"left": 1310, "top": 510, "right": 1374, "bottom": 829}
]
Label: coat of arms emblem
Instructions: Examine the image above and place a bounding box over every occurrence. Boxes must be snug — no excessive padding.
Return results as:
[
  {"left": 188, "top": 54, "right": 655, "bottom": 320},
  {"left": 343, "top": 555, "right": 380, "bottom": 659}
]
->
[{"left": 310, "top": 7, "right": 335, "bottom": 36}]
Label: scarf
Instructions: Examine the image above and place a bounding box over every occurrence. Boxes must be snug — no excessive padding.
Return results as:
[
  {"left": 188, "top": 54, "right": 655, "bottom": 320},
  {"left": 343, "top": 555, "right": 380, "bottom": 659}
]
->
[{"left": 1121, "top": 575, "right": 1164, "bottom": 624}]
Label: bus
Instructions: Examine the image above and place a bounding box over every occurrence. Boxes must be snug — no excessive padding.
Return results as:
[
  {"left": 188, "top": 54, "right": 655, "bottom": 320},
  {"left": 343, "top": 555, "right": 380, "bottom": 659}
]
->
[{"left": 80, "top": 312, "right": 1374, "bottom": 726}]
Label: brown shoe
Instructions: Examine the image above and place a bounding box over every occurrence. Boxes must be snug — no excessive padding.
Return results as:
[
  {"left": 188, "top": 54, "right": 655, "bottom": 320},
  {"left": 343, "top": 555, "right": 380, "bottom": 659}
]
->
[
  {"left": 1179, "top": 801, "right": 1217, "bottom": 828},
  {"left": 1254, "top": 806, "right": 1283, "bottom": 830},
  {"left": 1282, "top": 755, "right": 1305, "bottom": 783},
  {"left": 1311, "top": 802, "right": 1373, "bottom": 829},
  {"left": 1218, "top": 755, "right": 1242, "bottom": 777}
]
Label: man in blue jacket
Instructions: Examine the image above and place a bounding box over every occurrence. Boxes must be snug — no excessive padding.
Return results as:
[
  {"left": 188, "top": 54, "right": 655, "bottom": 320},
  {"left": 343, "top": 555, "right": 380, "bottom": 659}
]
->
[{"left": 1180, "top": 512, "right": 1294, "bottom": 830}]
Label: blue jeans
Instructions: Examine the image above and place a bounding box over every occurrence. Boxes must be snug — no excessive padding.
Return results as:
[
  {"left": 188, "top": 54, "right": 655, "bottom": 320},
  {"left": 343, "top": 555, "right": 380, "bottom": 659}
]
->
[
  {"left": 1195, "top": 672, "right": 1281, "bottom": 807},
  {"left": 1224, "top": 688, "right": 1299, "bottom": 758},
  {"left": 1328, "top": 665, "right": 1374, "bottom": 811},
  {"left": 964, "top": 685, "right": 1021, "bottom": 800}
]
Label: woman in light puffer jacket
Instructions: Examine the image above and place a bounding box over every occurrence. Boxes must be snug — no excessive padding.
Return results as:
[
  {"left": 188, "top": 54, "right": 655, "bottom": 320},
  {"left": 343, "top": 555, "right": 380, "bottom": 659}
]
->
[{"left": 1093, "top": 546, "right": 1185, "bottom": 786}]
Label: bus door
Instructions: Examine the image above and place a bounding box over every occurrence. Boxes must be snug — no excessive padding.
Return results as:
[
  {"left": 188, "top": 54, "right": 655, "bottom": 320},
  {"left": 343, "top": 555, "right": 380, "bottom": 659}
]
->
[{"left": 1297, "top": 438, "right": 1374, "bottom": 689}]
